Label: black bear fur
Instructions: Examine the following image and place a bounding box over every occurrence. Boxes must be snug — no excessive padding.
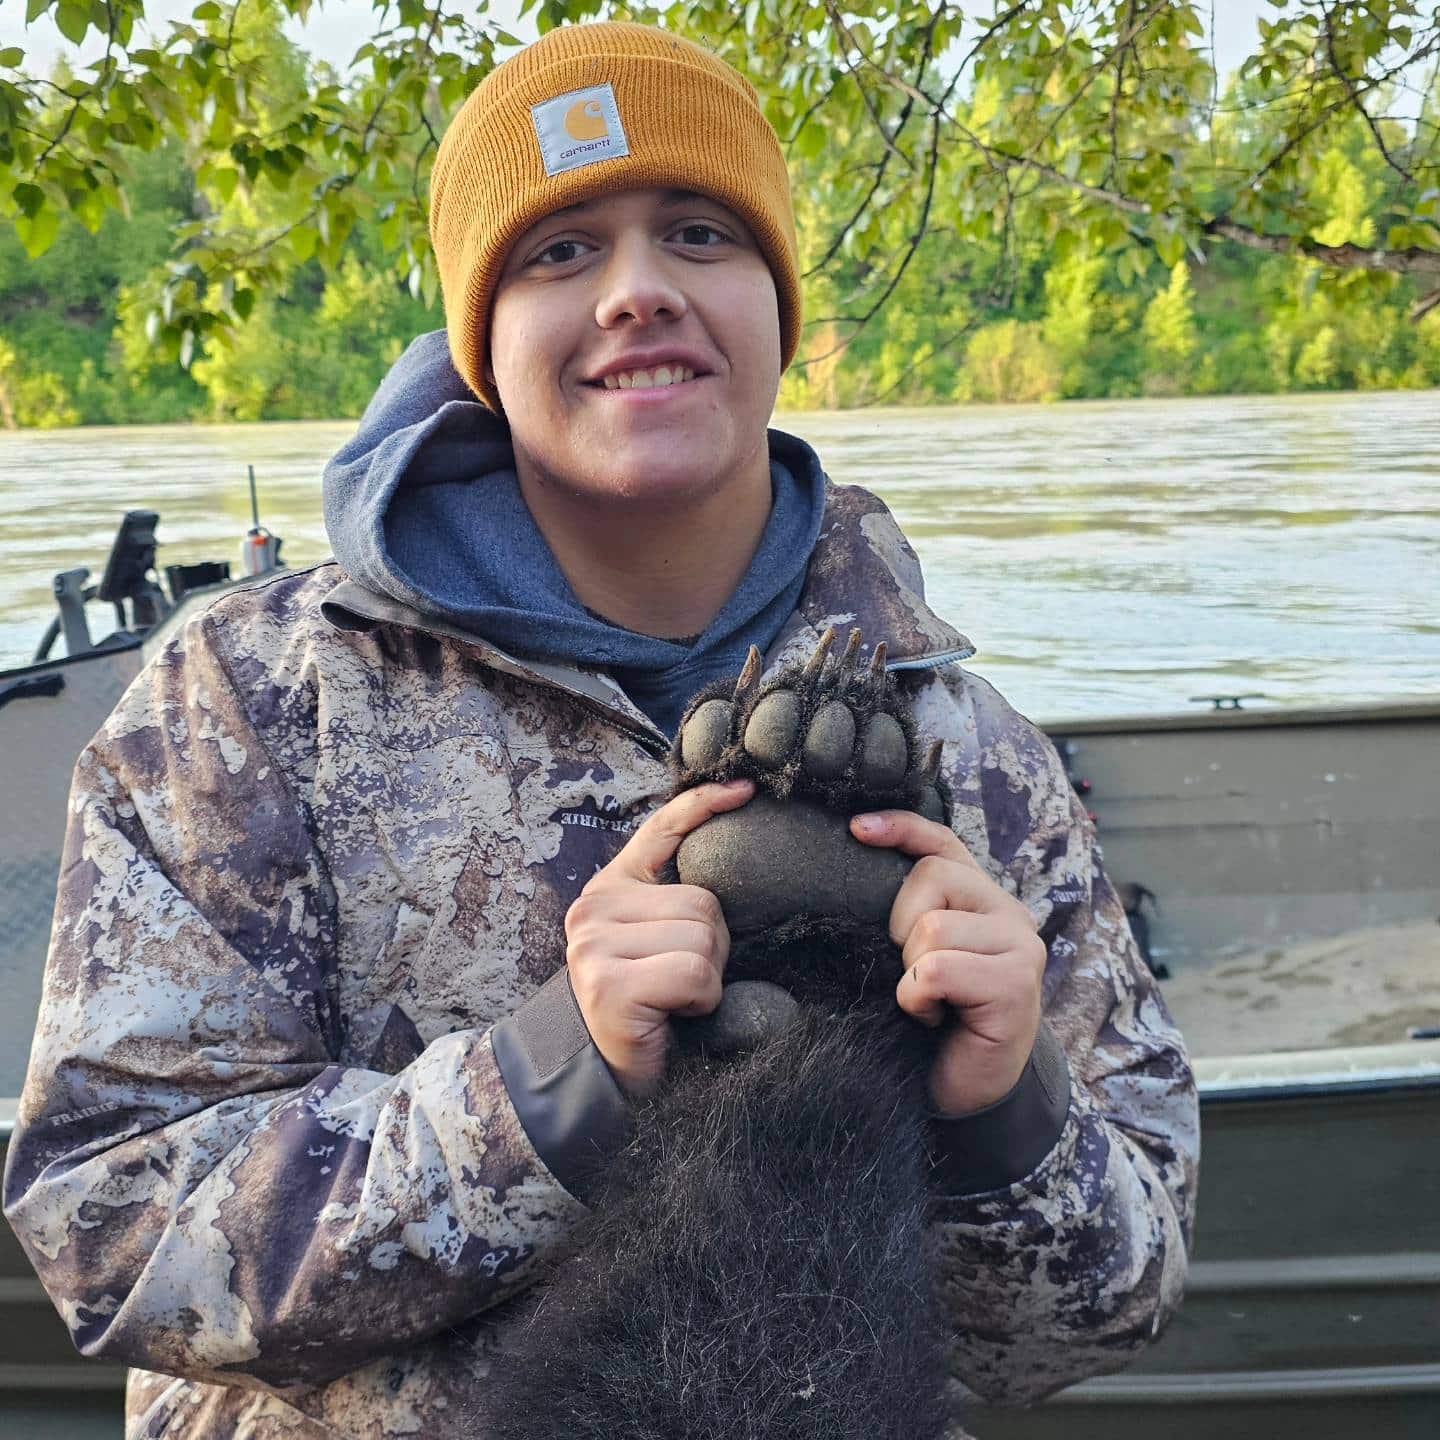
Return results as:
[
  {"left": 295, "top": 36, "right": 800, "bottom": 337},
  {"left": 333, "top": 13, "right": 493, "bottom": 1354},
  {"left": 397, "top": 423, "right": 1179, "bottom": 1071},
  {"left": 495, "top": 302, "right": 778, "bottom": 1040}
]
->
[{"left": 472, "top": 631, "right": 955, "bottom": 1439}]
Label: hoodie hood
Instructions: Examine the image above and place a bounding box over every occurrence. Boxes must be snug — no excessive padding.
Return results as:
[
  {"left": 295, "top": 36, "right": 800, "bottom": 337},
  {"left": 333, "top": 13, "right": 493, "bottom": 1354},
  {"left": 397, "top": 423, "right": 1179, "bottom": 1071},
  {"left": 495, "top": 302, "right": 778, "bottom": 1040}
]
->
[{"left": 322, "top": 330, "right": 827, "bottom": 736}]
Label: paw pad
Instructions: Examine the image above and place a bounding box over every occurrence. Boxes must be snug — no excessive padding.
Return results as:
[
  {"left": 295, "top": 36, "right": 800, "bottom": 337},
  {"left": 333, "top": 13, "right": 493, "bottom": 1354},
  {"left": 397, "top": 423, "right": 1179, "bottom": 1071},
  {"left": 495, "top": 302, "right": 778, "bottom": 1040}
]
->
[
  {"left": 679, "top": 698, "right": 733, "bottom": 773},
  {"left": 743, "top": 690, "right": 802, "bottom": 770},
  {"left": 801, "top": 701, "right": 855, "bottom": 780}
]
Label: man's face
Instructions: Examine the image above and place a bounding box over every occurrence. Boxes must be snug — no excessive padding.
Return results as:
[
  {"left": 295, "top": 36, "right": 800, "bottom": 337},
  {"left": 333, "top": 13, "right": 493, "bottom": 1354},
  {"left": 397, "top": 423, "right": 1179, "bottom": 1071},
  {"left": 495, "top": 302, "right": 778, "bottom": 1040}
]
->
[{"left": 489, "top": 187, "right": 782, "bottom": 511}]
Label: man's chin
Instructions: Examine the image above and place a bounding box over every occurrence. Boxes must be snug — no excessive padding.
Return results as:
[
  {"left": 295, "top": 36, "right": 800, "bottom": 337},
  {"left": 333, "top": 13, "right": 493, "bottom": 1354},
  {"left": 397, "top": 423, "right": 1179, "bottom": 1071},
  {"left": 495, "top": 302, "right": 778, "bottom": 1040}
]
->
[
  {"left": 570, "top": 435, "right": 734, "bottom": 500},
  {"left": 587, "top": 466, "right": 728, "bottom": 509}
]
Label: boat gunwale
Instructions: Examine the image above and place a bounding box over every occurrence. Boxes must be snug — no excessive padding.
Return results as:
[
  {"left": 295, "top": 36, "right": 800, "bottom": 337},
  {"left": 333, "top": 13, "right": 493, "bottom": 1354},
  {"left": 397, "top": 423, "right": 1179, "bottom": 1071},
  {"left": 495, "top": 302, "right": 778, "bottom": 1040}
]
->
[
  {"left": 1193, "top": 1038, "right": 1440, "bottom": 1100},
  {"left": 1042, "top": 697, "right": 1440, "bottom": 735}
]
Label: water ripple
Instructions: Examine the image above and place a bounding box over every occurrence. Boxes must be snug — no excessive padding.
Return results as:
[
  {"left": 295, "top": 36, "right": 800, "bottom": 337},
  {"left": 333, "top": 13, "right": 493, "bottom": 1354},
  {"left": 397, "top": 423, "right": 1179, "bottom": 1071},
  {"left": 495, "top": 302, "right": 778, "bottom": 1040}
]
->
[{"left": 2, "top": 392, "right": 1437, "bottom": 721}]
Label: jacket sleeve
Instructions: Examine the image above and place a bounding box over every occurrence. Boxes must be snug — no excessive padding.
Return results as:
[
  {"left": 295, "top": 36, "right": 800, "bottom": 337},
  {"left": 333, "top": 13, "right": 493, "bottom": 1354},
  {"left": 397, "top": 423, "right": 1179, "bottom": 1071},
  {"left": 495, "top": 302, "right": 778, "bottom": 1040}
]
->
[
  {"left": 918, "top": 672, "right": 1200, "bottom": 1407},
  {"left": 0, "top": 605, "right": 614, "bottom": 1392}
]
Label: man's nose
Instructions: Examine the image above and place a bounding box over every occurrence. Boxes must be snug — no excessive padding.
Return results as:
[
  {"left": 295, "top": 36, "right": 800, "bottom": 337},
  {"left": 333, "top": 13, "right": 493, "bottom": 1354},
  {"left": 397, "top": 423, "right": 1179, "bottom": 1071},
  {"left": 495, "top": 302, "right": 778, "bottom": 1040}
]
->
[{"left": 593, "top": 234, "right": 687, "bottom": 330}]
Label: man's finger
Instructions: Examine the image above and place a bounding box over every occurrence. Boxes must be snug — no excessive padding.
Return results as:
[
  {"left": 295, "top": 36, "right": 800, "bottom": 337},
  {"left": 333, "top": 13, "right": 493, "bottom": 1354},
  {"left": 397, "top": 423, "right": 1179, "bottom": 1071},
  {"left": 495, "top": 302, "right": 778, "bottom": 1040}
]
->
[
  {"left": 613, "top": 950, "right": 725, "bottom": 1018},
  {"left": 850, "top": 808, "right": 982, "bottom": 868},
  {"left": 572, "top": 883, "right": 727, "bottom": 930},
  {"left": 605, "top": 918, "right": 725, "bottom": 969},
  {"left": 886, "top": 855, "right": 1006, "bottom": 947},
  {"left": 601, "top": 781, "right": 755, "bottom": 885},
  {"left": 895, "top": 949, "right": 1027, "bottom": 1027},
  {"left": 900, "top": 911, "right": 1021, "bottom": 969}
]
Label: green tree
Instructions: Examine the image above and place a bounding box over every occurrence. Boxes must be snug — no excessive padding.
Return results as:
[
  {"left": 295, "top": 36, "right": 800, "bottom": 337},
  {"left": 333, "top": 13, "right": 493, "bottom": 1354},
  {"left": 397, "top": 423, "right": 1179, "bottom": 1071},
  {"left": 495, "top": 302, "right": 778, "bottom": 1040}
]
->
[
  {"left": 0, "top": 334, "right": 78, "bottom": 426},
  {"left": 955, "top": 319, "right": 1062, "bottom": 404},
  {"left": 3, "top": 1, "right": 1438, "bottom": 421},
  {"left": 1141, "top": 261, "right": 1198, "bottom": 392},
  {"left": 4, "top": 1, "right": 1438, "bottom": 383},
  {"left": 1042, "top": 249, "right": 1105, "bottom": 395}
]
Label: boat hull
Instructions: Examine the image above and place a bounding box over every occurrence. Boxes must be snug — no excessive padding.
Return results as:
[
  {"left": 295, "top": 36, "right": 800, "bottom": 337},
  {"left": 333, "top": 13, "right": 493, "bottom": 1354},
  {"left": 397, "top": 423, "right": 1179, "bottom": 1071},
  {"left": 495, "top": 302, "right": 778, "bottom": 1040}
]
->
[{"left": 3, "top": 1049, "right": 1437, "bottom": 1435}]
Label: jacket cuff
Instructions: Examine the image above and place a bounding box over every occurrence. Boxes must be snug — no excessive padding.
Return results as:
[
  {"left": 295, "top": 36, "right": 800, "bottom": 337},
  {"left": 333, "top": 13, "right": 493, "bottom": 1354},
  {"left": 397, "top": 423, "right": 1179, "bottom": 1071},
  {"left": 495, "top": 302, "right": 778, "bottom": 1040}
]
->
[
  {"left": 490, "top": 969, "right": 630, "bottom": 1206},
  {"left": 924, "top": 1023, "right": 1071, "bottom": 1195}
]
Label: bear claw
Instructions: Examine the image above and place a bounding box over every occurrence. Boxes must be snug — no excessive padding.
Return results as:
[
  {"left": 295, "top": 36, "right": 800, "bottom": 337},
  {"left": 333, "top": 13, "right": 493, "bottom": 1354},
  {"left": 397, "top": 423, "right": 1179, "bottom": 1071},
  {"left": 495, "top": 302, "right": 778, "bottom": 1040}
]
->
[{"left": 672, "top": 627, "right": 945, "bottom": 815}]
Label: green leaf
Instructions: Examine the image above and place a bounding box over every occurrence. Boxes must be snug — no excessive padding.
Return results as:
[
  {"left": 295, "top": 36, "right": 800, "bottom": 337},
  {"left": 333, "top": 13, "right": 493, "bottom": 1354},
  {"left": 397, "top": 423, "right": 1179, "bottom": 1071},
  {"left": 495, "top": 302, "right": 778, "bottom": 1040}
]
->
[
  {"left": 0, "top": 47, "right": 23, "bottom": 67},
  {"left": 16, "top": 206, "right": 60, "bottom": 258},
  {"left": 439, "top": 72, "right": 468, "bottom": 109},
  {"left": 25, "top": 0, "right": 48, "bottom": 22},
  {"left": 232, "top": 287, "right": 255, "bottom": 320},
  {"left": 1155, "top": 227, "right": 1185, "bottom": 268},
  {"left": 192, "top": 1, "right": 222, "bottom": 18},
  {"left": 262, "top": 150, "right": 294, "bottom": 190},
  {"left": 74, "top": 187, "right": 107, "bottom": 233},
  {"left": 55, "top": 3, "right": 89, "bottom": 44},
  {"left": 289, "top": 224, "right": 318, "bottom": 262},
  {"left": 795, "top": 122, "right": 824, "bottom": 161},
  {"left": 12, "top": 181, "right": 43, "bottom": 218}
]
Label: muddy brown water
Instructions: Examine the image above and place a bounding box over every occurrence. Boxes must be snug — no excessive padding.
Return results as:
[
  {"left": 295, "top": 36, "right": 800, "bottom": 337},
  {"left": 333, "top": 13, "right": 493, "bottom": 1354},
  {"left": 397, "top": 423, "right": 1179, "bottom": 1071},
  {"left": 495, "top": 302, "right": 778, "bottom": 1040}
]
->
[{"left": 3, "top": 389, "right": 1439, "bottom": 720}]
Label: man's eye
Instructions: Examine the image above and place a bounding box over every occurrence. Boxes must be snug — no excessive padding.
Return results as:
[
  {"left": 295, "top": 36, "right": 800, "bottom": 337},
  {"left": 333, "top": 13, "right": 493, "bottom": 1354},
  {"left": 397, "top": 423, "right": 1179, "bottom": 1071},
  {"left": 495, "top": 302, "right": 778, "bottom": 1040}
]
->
[
  {"left": 675, "top": 224, "right": 728, "bottom": 247},
  {"left": 533, "top": 239, "right": 586, "bottom": 265}
]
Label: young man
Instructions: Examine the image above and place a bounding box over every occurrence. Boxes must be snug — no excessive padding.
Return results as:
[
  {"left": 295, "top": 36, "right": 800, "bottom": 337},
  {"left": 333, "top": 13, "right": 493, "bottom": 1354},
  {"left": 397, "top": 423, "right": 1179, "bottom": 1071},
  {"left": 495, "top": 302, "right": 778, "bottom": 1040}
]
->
[{"left": 3, "top": 21, "right": 1198, "bottom": 1439}]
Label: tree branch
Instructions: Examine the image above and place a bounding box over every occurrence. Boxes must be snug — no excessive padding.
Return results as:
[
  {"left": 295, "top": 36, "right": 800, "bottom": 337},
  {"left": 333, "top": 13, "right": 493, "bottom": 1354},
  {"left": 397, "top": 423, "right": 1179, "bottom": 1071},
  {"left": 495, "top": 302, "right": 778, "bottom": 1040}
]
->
[
  {"left": 803, "top": 3, "right": 943, "bottom": 278},
  {"left": 794, "top": 112, "right": 944, "bottom": 368},
  {"left": 1322, "top": 5, "right": 1414, "bottom": 185},
  {"left": 1412, "top": 286, "right": 1440, "bottom": 322},
  {"left": 1203, "top": 217, "right": 1440, "bottom": 277}
]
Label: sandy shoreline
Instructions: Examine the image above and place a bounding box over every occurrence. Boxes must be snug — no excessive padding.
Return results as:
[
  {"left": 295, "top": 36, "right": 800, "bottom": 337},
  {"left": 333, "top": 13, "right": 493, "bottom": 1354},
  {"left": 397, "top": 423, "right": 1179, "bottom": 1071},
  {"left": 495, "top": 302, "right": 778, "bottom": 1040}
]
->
[{"left": 1160, "top": 917, "right": 1440, "bottom": 1058}]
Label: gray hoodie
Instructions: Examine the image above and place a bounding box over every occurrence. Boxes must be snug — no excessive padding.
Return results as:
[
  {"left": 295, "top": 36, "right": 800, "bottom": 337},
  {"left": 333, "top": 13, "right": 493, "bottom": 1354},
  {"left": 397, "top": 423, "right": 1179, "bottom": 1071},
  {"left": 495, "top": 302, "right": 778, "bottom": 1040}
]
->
[{"left": 321, "top": 330, "right": 827, "bottom": 735}]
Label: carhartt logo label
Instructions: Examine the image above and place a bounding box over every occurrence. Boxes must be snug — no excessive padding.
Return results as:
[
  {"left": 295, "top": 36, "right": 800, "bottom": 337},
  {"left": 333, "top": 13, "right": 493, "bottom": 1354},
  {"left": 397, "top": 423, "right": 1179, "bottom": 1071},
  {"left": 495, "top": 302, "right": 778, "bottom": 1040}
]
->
[
  {"left": 532, "top": 83, "right": 629, "bottom": 176},
  {"left": 565, "top": 100, "right": 609, "bottom": 141}
]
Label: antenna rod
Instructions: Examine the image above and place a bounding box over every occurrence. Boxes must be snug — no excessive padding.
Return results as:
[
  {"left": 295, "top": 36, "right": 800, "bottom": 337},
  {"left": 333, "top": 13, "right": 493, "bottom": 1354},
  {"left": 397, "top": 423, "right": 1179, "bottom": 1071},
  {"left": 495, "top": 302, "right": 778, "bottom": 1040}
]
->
[{"left": 248, "top": 464, "right": 260, "bottom": 530}]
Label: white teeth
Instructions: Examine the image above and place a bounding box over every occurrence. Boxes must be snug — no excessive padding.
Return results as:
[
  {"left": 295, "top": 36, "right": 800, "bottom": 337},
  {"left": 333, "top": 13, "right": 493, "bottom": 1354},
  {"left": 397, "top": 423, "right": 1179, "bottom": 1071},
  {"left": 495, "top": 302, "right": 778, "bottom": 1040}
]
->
[{"left": 600, "top": 365, "right": 696, "bottom": 390}]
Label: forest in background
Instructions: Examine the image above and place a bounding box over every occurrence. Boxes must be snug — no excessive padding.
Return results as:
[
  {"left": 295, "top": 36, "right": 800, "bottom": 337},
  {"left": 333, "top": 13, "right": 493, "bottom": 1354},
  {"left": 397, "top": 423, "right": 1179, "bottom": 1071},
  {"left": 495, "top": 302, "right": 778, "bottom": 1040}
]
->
[{"left": 3, "top": 1, "right": 1439, "bottom": 426}]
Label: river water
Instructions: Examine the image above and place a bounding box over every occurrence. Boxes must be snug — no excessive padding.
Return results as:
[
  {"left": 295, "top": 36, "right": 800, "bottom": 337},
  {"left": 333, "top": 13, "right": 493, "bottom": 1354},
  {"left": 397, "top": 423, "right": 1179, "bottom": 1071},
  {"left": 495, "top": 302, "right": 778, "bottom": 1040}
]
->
[{"left": 2, "top": 389, "right": 1437, "bottom": 722}]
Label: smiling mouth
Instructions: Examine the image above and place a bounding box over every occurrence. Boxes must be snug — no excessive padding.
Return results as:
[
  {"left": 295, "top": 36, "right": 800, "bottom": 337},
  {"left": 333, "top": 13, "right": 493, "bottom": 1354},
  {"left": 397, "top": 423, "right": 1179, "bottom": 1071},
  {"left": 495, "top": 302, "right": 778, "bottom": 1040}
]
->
[{"left": 592, "top": 365, "right": 700, "bottom": 391}]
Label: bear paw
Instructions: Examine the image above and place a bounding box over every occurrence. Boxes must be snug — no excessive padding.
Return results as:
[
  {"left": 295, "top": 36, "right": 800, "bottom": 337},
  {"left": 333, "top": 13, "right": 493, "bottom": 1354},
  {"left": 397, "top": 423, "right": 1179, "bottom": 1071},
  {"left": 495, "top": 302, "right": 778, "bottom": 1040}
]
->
[{"left": 671, "top": 628, "right": 950, "bottom": 941}]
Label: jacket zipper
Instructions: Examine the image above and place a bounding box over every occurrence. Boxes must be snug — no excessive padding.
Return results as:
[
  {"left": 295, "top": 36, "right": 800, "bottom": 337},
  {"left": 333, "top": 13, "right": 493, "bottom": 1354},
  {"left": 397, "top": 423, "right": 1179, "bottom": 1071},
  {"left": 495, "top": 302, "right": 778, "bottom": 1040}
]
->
[{"left": 885, "top": 647, "right": 974, "bottom": 673}]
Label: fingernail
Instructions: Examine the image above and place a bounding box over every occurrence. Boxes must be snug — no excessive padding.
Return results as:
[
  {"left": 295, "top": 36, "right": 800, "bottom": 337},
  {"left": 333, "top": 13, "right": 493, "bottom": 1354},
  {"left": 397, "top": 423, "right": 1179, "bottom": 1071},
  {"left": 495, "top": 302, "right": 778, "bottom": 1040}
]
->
[{"left": 852, "top": 814, "right": 882, "bottom": 833}]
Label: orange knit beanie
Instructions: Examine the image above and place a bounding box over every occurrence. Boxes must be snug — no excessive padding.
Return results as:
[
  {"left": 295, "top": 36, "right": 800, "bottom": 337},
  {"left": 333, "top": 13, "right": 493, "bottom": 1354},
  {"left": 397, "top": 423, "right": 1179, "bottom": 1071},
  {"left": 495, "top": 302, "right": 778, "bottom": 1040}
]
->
[{"left": 428, "top": 21, "right": 801, "bottom": 412}]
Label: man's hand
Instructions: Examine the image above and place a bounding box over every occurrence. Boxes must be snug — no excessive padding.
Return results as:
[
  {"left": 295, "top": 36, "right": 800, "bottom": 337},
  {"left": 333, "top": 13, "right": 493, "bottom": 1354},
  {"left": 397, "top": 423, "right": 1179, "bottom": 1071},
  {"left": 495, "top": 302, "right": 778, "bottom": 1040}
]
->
[
  {"left": 565, "top": 780, "right": 754, "bottom": 1097},
  {"left": 851, "top": 810, "right": 1047, "bottom": 1117}
]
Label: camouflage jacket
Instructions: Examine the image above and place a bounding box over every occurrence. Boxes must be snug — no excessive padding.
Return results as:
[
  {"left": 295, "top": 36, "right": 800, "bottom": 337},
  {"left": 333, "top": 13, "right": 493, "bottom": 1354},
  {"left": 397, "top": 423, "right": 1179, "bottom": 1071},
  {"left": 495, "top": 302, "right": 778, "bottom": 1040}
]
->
[{"left": 3, "top": 483, "right": 1198, "bottom": 1439}]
